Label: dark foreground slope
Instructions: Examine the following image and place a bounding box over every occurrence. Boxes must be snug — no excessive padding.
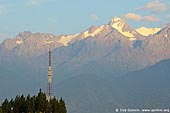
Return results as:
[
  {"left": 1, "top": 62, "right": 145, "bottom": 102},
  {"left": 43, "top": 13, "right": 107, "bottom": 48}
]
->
[{"left": 54, "top": 59, "right": 170, "bottom": 113}]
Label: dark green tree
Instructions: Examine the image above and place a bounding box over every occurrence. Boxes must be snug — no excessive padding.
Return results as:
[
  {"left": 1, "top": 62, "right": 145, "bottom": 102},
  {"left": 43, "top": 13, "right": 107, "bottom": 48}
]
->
[
  {"left": 30, "top": 96, "right": 36, "bottom": 113},
  {"left": 58, "top": 98, "right": 67, "bottom": 113},
  {"left": 51, "top": 97, "right": 59, "bottom": 113},
  {"left": 9, "top": 99, "right": 14, "bottom": 113},
  {"left": 19, "top": 95, "right": 26, "bottom": 113},
  {"left": 25, "top": 94, "right": 31, "bottom": 113},
  {"left": 1, "top": 99, "right": 10, "bottom": 113},
  {"left": 13, "top": 95, "right": 20, "bottom": 113},
  {"left": 0, "top": 89, "right": 67, "bottom": 113},
  {"left": 45, "top": 100, "right": 52, "bottom": 113},
  {"left": 35, "top": 89, "right": 47, "bottom": 112},
  {"left": 0, "top": 107, "right": 2, "bottom": 113}
]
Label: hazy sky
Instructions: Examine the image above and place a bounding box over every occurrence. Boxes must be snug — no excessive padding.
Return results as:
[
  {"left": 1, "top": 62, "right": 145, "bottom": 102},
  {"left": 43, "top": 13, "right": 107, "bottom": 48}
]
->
[{"left": 0, "top": 0, "right": 170, "bottom": 42}]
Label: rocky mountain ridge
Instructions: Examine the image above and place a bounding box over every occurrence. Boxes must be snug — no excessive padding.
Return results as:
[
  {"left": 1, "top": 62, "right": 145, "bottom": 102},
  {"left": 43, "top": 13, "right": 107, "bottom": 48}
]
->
[
  {"left": 0, "top": 17, "right": 170, "bottom": 113},
  {"left": 0, "top": 17, "right": 162, "bottom": 57},
  {"left": 0, "top": 17, "right": 169, "bottom": 76}
]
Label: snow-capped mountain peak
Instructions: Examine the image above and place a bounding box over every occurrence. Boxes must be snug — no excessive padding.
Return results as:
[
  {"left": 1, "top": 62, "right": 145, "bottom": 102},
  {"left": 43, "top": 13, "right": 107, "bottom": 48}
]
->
[
  {"left": 109, "top": 17, "right": 136, "bottom": 39},
  {"left": 136, "top": 27, "right": 161, "bottom": 36},
  {"left": 109, "top": 17, "right": 125, "bottom": 28}
]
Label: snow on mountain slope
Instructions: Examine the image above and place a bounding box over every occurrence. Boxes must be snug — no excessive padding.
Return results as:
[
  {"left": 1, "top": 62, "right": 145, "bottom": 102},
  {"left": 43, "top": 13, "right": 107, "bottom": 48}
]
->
[
  {"left": 56, "top": 16, "right": 141, "bottom": 46},
  {"left": 136, "top": 27, "right": 161, "bottom": 36},
  {"left": 57, "top": 34, "right": 79, "bottom": 46},
  {"left": 109, "top": 17, "right": 136, "bottom": 40},
  {"left": 16, "top": 39, "right": 23, "bottom": 45},
  {"left": 57, "top": 25, "right": 109, "bottom": 46},
  {"left": 54, "top": 17, "right": 162, "bottom": 46},
  {"left": 81, "top": 25, "right": 109, "bottom": 38},
  {"left": 1, "top": 17, "right": 166, "bottom": 57}
]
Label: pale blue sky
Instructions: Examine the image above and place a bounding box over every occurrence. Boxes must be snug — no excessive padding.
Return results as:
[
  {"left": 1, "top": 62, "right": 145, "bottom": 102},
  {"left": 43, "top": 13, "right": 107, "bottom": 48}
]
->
[{"left": 0, "top": 0, "right": 170, "bottom": 42}]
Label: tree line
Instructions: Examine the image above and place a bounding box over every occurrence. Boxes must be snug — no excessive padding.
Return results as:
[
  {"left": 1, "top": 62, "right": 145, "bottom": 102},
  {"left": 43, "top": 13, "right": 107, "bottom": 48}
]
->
[{"left": 0, "top": 89, "right": 67, "bottom": 113}]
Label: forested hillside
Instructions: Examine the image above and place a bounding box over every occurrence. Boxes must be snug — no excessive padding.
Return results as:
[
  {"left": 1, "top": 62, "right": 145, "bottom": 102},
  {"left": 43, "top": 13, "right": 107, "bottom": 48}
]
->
[{"left": 0, "top": 89, "right": 67, "bottom": 113}]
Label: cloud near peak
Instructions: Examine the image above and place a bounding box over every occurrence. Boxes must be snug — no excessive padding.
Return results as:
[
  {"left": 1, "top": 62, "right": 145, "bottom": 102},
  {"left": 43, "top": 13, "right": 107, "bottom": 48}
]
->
[
  {"left": 0, "top": 4, "right": 5, "bottom": 14},
  {"left": 138, "top": 0, "right": 167, "bottom": 13},
  {"left": 27, "top": 0, "right": 43, "bottom": 6},
  {"left": 124, "top": 13, "right": 160, "bottom": 22},
  {"left": 0, "top": 33, "right": 6, "bottom": 43},
  {"left": 90, "top": 14, "right": 99, "bottom": 21}
]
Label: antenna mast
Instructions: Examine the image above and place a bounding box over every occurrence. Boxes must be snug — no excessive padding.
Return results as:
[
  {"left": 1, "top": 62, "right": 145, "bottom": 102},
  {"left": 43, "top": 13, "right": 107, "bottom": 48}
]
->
[{"left": 47, "top": 35, "right": 53, "bottom": 101}]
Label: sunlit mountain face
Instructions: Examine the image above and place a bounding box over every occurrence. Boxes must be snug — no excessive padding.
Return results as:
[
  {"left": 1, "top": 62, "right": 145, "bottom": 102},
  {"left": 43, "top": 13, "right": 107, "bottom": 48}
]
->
[{"left": 0, "top": 17, "right": 170, "bottom": 113}]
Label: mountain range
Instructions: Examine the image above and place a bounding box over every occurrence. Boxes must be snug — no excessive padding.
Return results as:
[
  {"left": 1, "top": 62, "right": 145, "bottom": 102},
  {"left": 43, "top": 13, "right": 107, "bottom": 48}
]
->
[{"left": 0, "top": 17, "right": 170, "bottom": 113}]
